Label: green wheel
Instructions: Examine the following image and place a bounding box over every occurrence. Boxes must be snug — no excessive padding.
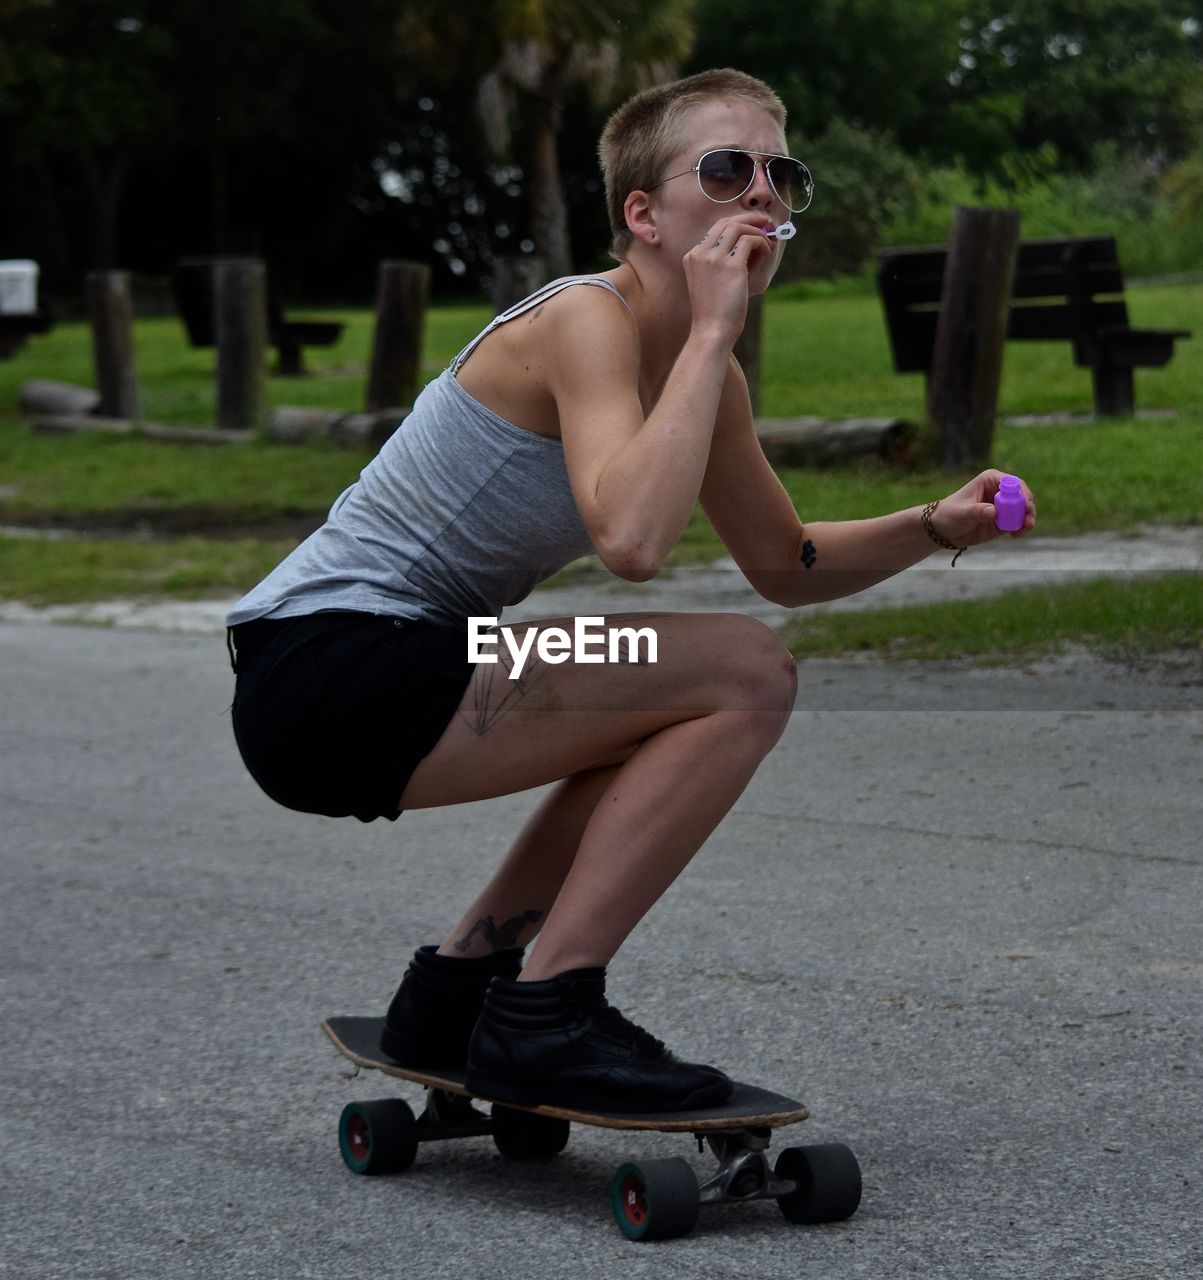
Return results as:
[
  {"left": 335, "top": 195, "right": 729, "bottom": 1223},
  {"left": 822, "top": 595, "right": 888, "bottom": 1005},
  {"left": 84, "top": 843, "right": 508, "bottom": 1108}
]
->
[
  {"left": 774, "top": 1143, "right": 862, "bottom": 1224},
  {"left": 610, "top": 1157, "right": 700, "bottom": 1241},
  {"left": 338, "top": 1099, "right": 418, "bottom": 1176},
  {"left": 490, "top": 1105, "right": 571, "bottom": 1159}
]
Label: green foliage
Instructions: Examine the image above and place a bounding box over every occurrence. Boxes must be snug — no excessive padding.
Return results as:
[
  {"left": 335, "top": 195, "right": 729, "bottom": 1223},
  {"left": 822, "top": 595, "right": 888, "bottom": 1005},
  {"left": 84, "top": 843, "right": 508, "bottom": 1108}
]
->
[
  {"left": 0, "top": 0, "right": 406, "bottom": 283},
  {"left": 687, "top": 0, "right": 966, "bottom": 149},
  {"left": 880, "top": 145, "right": 1203, "bottom": 277},
  {"left": 1162, "top": 150, "right": 1203, "bottom": 233},
  {"left": 948, "top": 0, "right": 1203, "bottom": 173},
  {"left": 3, "top": 0, "right": 1200, "bottom": 298},
  {"left": 780, "top": 137, "right": 1203, "bottom": 279},
  {"left": 0, "top": 1, "right": 165, "bottom": 158},
  {"left": 392, "top": 0, "right": 697, "bottom": 278},
  {"left": 687, "top": 0, "right": 1203, "bottom": 280},
  {"left": 782, "top": 122, "right": 925, "bottom": 280}
]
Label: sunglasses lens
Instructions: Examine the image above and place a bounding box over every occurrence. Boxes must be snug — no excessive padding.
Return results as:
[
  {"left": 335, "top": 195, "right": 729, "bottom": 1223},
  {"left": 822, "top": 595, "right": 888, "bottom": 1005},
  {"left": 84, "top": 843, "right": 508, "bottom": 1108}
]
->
[
  {"left": 695, "top": 150, "right": 814, "bottom": 212},
  {"left": 767, "top": 158, "right": 814, "bottom": 212},
  {"left": 697, "top": 150, "right": 755, "bottom": 201}
]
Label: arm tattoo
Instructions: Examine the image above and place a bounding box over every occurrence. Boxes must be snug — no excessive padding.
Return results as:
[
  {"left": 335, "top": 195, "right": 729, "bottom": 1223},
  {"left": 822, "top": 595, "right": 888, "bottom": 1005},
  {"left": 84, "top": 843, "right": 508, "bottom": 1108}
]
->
[
  {"left": 453, "top": 909, "right": 544, "bottom": 954},
  {"left": 800, "top": 538, "right": 817, "bottom": 569}
]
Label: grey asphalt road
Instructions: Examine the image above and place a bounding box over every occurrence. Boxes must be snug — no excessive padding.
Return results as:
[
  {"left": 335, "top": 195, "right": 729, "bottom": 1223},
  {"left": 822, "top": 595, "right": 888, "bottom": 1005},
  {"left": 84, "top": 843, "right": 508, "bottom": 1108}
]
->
[{"left": 1, "top": 618, "right": 1200, "bottom": 1279}]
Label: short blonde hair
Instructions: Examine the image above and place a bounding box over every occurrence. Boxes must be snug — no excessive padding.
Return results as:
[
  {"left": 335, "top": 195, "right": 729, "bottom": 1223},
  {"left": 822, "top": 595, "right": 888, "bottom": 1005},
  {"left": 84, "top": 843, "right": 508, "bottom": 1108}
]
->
[{"left": 598, "top": 68, "right": 788, "bottom": 261}]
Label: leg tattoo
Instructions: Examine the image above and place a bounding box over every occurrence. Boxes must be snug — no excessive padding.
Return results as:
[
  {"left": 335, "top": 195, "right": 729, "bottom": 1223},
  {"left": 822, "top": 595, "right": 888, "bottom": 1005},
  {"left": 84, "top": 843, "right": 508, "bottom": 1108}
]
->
[
  {"left": 454, "top": 909, "right": 544, "bottom": 954},
  {"left": 461, "top": 632, "right": 549, "bottom": 735}
]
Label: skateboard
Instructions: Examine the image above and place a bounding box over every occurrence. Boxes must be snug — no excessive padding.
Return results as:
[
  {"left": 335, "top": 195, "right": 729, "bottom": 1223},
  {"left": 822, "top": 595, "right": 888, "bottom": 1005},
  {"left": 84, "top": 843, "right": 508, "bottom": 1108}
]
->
[{"left": 322, "top": 1016, "right": 862, "bottom": 1240}]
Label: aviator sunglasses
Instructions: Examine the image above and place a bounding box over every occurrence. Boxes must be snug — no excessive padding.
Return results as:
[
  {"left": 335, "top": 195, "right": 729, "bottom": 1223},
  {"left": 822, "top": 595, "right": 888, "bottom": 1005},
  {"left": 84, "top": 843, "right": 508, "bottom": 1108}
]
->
[{"left": 648, "top": 148, "right": 815, "bottom": 214}]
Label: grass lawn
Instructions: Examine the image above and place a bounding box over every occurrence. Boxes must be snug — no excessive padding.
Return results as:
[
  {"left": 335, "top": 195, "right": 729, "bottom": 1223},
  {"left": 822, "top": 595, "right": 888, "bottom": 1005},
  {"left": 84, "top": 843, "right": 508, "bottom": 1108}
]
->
[
  {"left": 779, "top": 573, "right": 1203, "bottom": 664},
  {"left": 1, "top": 280, "right": 1199, "bottom": 662}
]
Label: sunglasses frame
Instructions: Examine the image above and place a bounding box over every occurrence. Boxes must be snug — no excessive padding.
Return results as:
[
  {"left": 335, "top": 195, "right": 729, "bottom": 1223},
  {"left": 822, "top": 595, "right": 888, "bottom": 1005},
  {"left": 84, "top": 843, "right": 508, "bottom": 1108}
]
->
[{"left": 648, "top": 148, "right": 814, "bottom": 215}]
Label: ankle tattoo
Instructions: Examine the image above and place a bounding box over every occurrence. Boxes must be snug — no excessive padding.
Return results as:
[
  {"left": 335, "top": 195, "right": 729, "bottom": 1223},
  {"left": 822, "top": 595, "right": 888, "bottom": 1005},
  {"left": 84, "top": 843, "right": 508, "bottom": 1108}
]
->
[{"left": 453, "top": 909, "right": 543, "bottom": 954}]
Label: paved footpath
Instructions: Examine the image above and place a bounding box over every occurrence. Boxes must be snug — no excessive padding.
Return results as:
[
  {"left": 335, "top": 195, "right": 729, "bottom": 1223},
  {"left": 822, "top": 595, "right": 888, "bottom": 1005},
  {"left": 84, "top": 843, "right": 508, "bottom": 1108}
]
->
[{"left": 1, "top": 534, "right": 1200, "bottom": 1278}]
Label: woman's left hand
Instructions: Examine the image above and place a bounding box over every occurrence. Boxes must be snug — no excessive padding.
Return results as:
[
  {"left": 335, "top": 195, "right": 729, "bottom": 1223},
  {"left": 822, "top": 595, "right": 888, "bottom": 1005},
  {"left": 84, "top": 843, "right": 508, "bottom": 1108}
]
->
[{"left": 930, "top": 470, "right": 1037, "bottom": 548}]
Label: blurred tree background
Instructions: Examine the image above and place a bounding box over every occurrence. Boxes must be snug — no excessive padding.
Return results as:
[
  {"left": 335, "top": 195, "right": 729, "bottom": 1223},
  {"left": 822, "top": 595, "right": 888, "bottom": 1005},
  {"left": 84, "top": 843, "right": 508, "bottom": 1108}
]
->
[{"left": 1, "top": 0, "right": 1200, "bottom": 302}]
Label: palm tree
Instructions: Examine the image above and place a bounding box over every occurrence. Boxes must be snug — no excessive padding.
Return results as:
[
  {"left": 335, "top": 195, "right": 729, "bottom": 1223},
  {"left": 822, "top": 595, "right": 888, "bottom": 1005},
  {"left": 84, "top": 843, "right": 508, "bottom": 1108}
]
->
[{"left": 399, "top": 0, "right": 696, "bottom": 278}]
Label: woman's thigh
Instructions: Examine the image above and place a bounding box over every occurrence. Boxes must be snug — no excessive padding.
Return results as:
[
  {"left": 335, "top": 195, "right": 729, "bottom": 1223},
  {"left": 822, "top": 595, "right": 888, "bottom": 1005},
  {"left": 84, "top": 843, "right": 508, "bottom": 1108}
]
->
[{"left": 399, "top": 610, "right": 796, "bottom": 810}]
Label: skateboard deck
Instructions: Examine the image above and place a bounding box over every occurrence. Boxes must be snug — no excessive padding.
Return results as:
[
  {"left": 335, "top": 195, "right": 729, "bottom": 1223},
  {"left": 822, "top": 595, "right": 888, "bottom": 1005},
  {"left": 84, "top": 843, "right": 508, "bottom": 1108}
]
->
[
  {"left": 322, "top": 1015, "right": 861, "bottom": 1239},
  {"left": 322, "top": 1015, "right": 808, "bottom": 1131}
]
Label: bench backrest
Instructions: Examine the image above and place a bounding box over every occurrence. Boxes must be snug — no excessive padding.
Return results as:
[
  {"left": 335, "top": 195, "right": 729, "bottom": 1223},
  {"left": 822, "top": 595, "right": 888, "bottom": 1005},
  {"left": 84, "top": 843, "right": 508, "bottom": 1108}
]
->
[
  {"left": 171, "top": 257, "right": 286, "bottom": 347},
  {"left": 877, "top": 235, "right": 1131, "bottom": 371}
]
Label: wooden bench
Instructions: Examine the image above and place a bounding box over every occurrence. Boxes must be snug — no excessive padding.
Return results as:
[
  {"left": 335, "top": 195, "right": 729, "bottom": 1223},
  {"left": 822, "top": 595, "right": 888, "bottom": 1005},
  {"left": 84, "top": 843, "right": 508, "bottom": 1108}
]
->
[
  {"left": 171, "top": 257, "right": 343, "bottom": 375},
  {"left": 877, "top": 235, "right": 1192, "bottom": 416},
  {"left": 0, "top": 312, "right": 55, "bottom": 360}
]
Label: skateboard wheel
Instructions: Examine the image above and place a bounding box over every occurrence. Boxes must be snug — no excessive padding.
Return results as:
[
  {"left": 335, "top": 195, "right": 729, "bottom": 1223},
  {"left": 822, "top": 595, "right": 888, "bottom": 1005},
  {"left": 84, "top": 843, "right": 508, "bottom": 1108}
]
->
[
  {"left": 338, "top": 1099, "right": 418, "bottom": 1176},
  {"left": 610, "top": 1157, "right": 700, "bottom": 1241},
  {"left": 490, "top": 1106, "right": 571, "bottom": 1159},
  {"left": 774, "top": 1143, "right": 862, "bottom": 1224}
]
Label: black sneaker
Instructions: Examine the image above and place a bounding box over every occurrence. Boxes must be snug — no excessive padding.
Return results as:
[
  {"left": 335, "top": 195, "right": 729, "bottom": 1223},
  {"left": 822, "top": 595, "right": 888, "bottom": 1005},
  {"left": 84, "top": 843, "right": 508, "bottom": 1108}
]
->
[
  {"left": 465, "top": 967, "right": 733, "bottom": 1113},
  {"left": 379, "top": 945, "right": 524, "bottom": 1070}
]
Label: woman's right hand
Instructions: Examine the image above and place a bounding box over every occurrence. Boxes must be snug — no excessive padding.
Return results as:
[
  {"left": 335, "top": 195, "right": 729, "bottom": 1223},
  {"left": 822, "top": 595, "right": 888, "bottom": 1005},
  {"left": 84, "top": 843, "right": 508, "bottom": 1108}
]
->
[{"left": 682, "top": 214, "right": 776, "bottom": 347}]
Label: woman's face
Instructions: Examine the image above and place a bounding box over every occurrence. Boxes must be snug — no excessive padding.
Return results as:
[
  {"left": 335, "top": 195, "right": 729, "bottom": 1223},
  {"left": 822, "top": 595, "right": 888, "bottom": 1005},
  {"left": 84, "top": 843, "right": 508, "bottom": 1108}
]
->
[{"left": 649, "top": 98, "right": 793, "bottom": 294}]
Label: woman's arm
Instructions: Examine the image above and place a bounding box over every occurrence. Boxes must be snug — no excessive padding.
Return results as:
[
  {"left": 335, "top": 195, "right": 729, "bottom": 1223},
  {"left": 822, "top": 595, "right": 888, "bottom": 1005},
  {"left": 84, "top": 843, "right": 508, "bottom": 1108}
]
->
[
  {"left": 701, "top": 359, "right": 1037, "bottom": 607},
  {"left": 549, "top": 298, "right": 729, "bottom": 580},
  {"left": 549, "top": 215, "right": 776, "bottom": 580}
]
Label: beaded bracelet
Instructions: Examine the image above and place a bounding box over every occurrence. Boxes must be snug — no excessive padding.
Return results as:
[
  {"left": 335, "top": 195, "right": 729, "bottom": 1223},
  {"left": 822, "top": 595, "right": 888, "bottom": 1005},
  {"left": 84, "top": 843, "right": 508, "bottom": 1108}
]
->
[{"left": 922, "top": 499, "right": 967, "bottom": 566}]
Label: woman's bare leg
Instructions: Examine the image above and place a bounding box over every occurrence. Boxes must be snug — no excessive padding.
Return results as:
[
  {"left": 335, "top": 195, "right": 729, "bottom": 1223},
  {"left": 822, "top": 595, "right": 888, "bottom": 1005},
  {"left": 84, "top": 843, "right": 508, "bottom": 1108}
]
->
[
  {"left": 438, "top": 763, "right": 624, "bottom": 958},
  {"left": 400, "top": 611, "right": 796, "bottom": 978}
]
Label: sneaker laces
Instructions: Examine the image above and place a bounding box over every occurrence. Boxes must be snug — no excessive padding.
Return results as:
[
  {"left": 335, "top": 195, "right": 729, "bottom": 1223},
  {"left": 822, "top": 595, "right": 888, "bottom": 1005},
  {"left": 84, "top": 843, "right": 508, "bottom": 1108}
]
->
[{"left": 590, "top": 1002, "right": 666, "bottom": 1057}]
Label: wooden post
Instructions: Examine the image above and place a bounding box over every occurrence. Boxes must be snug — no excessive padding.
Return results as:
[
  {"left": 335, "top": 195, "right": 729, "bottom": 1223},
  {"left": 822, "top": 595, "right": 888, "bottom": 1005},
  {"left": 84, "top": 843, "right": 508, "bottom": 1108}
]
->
[
  {"left": 86, "top": 270, "right": 138, "bottom": 419},
  {"left": 367, "top": 260, "right": 429, "bottom": 412},
  {"left": 215, "top": 259, "right": 267, "bottom": 431},
  {"left": 734, "top": 294, "right": 764, "bottom": 418},
  {"left": 490, "top": 256, "right": 547, "bottom": 313},
  {"left": 927, "top": 206, "right": 1021, "bottom": 469}
]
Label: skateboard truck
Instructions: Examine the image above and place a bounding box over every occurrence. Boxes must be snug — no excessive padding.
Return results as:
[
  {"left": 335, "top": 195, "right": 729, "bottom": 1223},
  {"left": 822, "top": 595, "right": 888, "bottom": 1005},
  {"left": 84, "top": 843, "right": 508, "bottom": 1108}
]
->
[
  {"left": 614, "top": 1135, "right": 861, "bottom": 1239},
  {"left": 416, "top": 1088, "right": 493, "bottom": 1142},
  {"left": 696, "top": 1127, "right": 796, "bottom": 1205}
]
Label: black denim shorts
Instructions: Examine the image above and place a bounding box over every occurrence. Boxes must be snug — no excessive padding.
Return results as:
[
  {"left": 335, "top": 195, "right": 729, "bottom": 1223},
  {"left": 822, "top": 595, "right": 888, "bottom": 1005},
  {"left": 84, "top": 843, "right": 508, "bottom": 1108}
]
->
[{"left": 228, "top": 611, "right": 473, "bottom": 823}]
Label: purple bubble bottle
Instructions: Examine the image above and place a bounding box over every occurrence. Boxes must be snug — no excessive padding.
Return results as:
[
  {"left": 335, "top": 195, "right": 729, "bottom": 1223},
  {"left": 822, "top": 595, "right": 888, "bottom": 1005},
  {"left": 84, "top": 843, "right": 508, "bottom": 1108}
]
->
[{"left": 994, "top": 474, "right": 1026, "bottom": 532}]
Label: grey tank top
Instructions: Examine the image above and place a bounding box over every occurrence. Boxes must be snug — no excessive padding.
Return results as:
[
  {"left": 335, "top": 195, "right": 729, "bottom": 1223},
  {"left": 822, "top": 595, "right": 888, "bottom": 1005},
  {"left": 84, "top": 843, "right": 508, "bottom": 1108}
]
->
[{"left": 226, "top": 276, "right": 630, "bottom": 628}]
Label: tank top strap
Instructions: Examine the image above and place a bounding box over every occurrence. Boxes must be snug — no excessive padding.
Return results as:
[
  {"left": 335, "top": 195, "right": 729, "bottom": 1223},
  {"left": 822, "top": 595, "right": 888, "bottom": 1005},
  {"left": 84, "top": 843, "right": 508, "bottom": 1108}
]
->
[{"left": 450, "top": 276, "right": 632, "bottom": 374}]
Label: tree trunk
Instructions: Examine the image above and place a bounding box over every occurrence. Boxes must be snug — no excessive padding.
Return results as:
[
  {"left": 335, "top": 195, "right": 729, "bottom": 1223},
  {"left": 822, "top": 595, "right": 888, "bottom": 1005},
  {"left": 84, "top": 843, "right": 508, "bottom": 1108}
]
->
[
  {"left": 491, "top": 256, "right": 548, "bottom": 312},
  {"left": 28, "top": 157, "right": 72, "bottom": 295},
  {"left": 211, "top": 128, "right": 229, "bottom": 254},
  {"left": 79, "top": 150, "right": 129, "bottom": 270},
  {"left": 527, "top": 108, "right": 572, "bottom": 278}
]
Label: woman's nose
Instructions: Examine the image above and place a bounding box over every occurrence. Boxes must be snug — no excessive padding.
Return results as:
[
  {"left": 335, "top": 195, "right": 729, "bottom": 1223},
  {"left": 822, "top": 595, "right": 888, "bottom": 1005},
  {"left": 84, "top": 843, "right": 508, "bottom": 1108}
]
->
[{"left": 743, "top": 160, "right": 779, "bottom": 209}]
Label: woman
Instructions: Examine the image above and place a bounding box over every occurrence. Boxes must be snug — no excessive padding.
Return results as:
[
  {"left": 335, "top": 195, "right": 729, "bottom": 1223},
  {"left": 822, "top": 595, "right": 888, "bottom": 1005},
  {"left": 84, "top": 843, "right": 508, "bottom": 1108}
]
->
[{"left": 227, "top": 68, "right": 1035, "bottom": 1113}]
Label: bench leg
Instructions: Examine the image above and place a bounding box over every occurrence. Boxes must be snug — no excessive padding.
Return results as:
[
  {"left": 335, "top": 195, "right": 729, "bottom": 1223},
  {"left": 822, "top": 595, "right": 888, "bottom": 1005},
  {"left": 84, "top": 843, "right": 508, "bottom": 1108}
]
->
[
  {"left": 275, "top": 337, "right": 305, "bottom": 376},
  {"left": 1091, "top": 363, "right": 1134, "bottom": 417}
]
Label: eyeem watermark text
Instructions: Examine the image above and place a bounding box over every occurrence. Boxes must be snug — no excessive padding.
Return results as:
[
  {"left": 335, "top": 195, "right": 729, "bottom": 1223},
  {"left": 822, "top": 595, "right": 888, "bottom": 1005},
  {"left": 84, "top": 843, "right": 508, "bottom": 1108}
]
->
[{"left": 469, "top": 616, "right": 658, "bottom": 680}]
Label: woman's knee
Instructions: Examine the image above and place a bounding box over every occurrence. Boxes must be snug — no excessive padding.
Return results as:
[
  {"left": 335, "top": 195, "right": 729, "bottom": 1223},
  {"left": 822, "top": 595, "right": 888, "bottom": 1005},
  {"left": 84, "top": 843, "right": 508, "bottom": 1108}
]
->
[{"left": 708, "top": 614, "right": 797, "bottom": 729}]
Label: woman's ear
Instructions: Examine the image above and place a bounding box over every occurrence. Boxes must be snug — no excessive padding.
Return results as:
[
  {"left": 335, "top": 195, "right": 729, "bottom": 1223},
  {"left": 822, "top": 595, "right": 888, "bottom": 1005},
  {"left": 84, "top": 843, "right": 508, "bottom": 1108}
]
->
[{"left": 623, "top": 190, "right": 658, "bottom": 247}]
